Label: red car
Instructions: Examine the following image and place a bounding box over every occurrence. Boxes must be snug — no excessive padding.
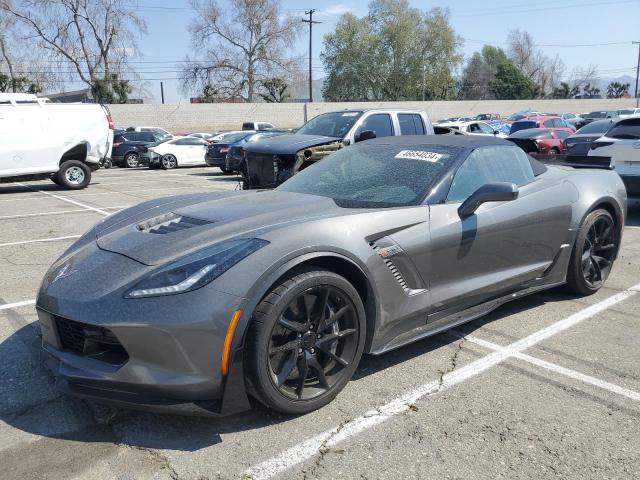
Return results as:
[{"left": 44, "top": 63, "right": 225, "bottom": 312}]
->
[
  {"left": 510, "top": 115, "right": 575, "bottom": 136},
  {"left": 507, "top": 128, "right": 569, "bottom": 154}
]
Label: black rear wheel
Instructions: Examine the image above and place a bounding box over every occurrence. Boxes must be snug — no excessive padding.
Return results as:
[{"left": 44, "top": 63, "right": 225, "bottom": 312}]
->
[
  {"left": 246, "top": 269, "right": 365, "bottom": 414},
  {"left": 566, "top": 209, "right": 617, "bottom": 295}
]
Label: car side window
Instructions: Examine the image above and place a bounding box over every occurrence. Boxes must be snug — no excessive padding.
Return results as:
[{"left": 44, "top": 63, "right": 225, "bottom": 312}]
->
[
  {"left": 357, "top": 114, "right": 393, "bottom": 137},
  {"left": 555, "top": 130, "right": 570, "bottom": 140},
  {"left": 607, "top": 120, "right": 640, "bottom": 139},
  {"left": 173, "top": 138, "right": 190, "bottom": 145},
  {"left": 447, "top": 146, "right": 535, "bottom": 202},
  {"left": 478, "top": 122, "right": 494, "bottom": 134},
  {"left": 398, "top": 114, "right": 425, "bottom": 135}
]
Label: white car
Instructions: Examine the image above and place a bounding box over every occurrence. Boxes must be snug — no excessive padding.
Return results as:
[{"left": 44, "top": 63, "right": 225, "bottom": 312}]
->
[
  {"left": 0, "top": 93, "right": 113, "bottom": 189},
  {"left": 617, "top": 108, "right": 640, "bottom": 118},
  {"left": 145, "top": 136, "right": 209, "bottom": 169},
  {"left": 588, "top": 117, "right": 640, "bottom": 199},
  {"left": 242, "top": 121, "right": 275, "bottom": 131},
  {"left": 437, "top": 120, "right": 506, "bottom": 138}
]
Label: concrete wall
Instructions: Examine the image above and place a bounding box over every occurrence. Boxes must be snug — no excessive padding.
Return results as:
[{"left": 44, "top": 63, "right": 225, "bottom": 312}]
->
[{"left": 108, "top": 99, "right": 636, "bottom": 133}]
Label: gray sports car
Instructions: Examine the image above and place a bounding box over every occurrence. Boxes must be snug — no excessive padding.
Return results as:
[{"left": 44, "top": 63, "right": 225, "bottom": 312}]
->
[{"left": 37, "top": 136, "right": 626, "bottom": 416}]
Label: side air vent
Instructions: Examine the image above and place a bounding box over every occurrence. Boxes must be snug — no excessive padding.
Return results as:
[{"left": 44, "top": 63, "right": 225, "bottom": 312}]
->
[
  {"left": 370, "top": 242, "right": 411, "bottom": 293},
  {"left": 137, "top": 213, "right": 213, "bottom": 234}
]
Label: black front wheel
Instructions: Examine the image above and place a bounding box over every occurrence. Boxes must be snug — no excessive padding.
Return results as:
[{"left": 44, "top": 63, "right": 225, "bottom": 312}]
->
[
  {"left": 246, "top": 269, "right": 366, "bottom": 414},
  {"left": 566, "top": 209, "right": 618, "bottom": 295}
]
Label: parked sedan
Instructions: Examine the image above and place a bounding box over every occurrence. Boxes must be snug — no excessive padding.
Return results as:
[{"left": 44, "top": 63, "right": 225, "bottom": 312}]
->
[
  {"left": 574, "top": 111, "right": 618, "bottom": 129},
  {"left": 510, "top": 116, "right": 575, "bottom": 136},
  {"left": 617, "top": 108, "right": 640, "bottom": 118},
  {"left": 507, "top": 128, "right": 568, "bottom": 154},
  {"left": 206, "top": 131, "right": 260, "bottom": 171},
  {"left": 588, "top": 117, "right": 640, "bottom": 199},
  {"left": 143, "top": 137, "right": 209, "bottom": 169},
  {"left": 437, "top": 120, "right": 504, "bottom": 137},
  {"left": 564, "top": 119, "right": 617, "bottom": 156}
]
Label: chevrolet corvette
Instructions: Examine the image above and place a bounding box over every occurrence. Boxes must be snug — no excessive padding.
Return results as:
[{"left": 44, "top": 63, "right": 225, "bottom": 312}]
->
[{"left": 37, "top": 136, "right": 626, "bottom": 415}]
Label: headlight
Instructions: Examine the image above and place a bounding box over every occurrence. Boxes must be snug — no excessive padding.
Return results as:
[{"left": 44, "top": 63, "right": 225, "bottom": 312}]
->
[{"left": 125, "top": 238, "right": 268, "bottom": 298}]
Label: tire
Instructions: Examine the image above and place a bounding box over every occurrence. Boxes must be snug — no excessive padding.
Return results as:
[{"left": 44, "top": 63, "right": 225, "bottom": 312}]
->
[
  {"left": 56, "top": 160, "right": 91, "bottom": 190},
  {"left": 549, "top": 148, "right": 560, "bottom": 155},
  {"left": 220, "top": 166, "right": 232, "bottom": 174},
  {"left": 124, "top": 152, "right": 140, "bottom": 168},
  {"left": 246, "top": 269, "right": 366, "bottom": 414},
  {"left": 102, "top": 159, "right": 112, "bottom": 169},
  {"left": 161, "top": 154, "right": 177, "bottom": 170},
  {"left": 566, "top": 209, "right": 617, "bottom": 296}
]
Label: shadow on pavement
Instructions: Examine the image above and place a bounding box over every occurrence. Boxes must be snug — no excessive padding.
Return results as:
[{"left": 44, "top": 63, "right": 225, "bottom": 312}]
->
[{"left": 0, "top": 289, "right": 583, "bottom": 452}]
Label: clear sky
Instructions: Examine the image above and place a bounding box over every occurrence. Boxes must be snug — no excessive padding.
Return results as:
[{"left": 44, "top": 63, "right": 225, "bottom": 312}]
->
[{"left": 126, "top": 0, "right": 640, "bottom": 103}]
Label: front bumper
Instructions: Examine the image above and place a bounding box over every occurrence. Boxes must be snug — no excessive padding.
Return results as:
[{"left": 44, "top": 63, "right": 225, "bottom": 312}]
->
[
  {"left": 141, "top": 152, "right": 162, "bottom": 167},
  {"left": 36, "top": 243, "right": 252, "bottom": 416}
]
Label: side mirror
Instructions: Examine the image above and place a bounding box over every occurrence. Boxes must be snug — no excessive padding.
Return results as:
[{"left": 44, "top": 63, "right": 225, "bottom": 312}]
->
[
  {"left": 355, "top": 130, "right": 376, "bottom": 142},
  {"left": 458, "top": 182, "right": 519, "bottom": 217}
]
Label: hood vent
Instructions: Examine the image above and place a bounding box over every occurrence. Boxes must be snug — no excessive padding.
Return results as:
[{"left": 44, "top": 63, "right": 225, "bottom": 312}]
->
[
  {"left": 370, "top": 241, "right": 411, "bottom": 293},
  {"left": 137, "top": 213, "right": 213, "bottom": 234}
]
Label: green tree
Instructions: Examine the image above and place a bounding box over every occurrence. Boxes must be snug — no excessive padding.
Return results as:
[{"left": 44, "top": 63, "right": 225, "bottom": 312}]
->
[
  {"left": 489, "top": 62, "right": 536, "bottom": 99},
  {"left": 0, "top": 72, "right": 41, "bottom": 93},
  {"left": 606, "top": 81, "right": 630, "bottom": 98},
  {"left": 583, "top": 83, "right": 601, "bottom": 98},
  {"left": 459, "top": 45, "right": 508, "bottom": 99},
  {"left": 321, "top": 1, "right": 461, "bottom": 101},
  {"left": 91, "top": 74, "right": 132, "bottom": 103},
  {"left": 258, "top": 77, "right": 290, "bottom": 102}
]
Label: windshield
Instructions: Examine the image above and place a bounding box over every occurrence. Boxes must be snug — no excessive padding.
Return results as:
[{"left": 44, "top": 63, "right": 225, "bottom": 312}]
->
[
  {"left": 277, "top": 143, "right": 462, "bottom": 208},
  {"left": 586, "top": 111, "right": 606, "bottom": 118},
  {"left": 295, "top": 111, "right": 363, "bottom": 138}
]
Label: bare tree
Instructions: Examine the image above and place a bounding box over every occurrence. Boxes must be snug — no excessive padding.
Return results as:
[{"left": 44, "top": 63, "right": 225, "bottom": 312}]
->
[
  {"left": 1, "top": 0, "right": 145, "bottom": 99},
  {"left": 183, "top": 0, "right": 302, "bottom": 102},
  {"left": 506, "top": 30, "right": 565, "bottom": 97}
]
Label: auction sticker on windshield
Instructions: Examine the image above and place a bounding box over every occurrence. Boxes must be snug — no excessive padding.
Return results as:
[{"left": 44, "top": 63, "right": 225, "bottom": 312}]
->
[{"left": 395, "top": 150, "right": 444, "bottom": 162}]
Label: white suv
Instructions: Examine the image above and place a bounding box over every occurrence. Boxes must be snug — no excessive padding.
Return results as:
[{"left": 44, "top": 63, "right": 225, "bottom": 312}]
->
[{"left": 588, "top": 117, "right": 640, "bottom": 199}]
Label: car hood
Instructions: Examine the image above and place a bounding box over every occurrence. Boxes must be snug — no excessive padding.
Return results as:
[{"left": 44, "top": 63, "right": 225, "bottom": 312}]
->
[
  {"left": 96, "top": 190, "right": 346, "bottom": 266},
  {"left": 243, "top": 134, "right": 341, "bottom": 155}
]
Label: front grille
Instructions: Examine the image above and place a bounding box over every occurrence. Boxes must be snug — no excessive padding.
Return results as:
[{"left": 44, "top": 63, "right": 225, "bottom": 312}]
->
[
  {"left": 56, "top": 316, "right": 86, "bottom": 353},
  {"left": 55, "top": 316, "right": 129, "bottom": 366},
  {"left": 244, "top": 152, "right": 296, "bottom": 189},
  {"left": 136, "top": 213, "right": 213, "bottom": 234}
]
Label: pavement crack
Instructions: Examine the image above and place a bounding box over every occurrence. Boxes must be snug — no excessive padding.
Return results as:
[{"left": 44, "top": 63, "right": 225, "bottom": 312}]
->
[
  {"left": 130, "top": 445, "right": 180, "bottom": 480},
  {"left": 303, "top": 420, "right": 349, "bottom": 480},
  {"left": 438, "top": 337, "right": 466, "bottom": 388}
]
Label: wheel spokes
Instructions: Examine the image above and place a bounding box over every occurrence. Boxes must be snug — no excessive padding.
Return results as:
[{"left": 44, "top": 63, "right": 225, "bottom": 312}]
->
[
  {"left": 307, "top": 355, "right": 330, "bottom": 389},
  {"left": 320, "top": 305, "right": 351, "bottom": 332},
  {"left": 269, "top": 338, "right": 302, "bottom": 355},
  {"left": 295, "top": 355, "right": 309, "bottom": 398},
  {"left": 317, "top": 328, "right": 356, "bottom": 347},
  {"left": 278, "top": 316, "right": 307, "bottom": 333},
  {"left": 276, "top": 351, "right": 298, "bottom": 386},
  {"left": 318, "top": 345, "right": 349, "bottom": 367}
]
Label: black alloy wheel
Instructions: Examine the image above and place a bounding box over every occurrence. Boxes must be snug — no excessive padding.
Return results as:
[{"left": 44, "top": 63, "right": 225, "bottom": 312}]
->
[
  {"left": 566, "top": 209, "right": 618, "bottom": 295},
  {"left": 246, "top": 269, "right": 365, "bottom": 414},
  {"left": 581, "top": 214, "right": 616, "bottom": 289},
  {"left": 268, "top": 285, "right": 358, "bottom": 401}
]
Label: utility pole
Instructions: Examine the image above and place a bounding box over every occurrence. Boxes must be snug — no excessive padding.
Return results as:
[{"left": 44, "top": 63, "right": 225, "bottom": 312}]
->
[
  {"left": 160, "top": 81, "right": 165, "bottom": 105},
  {"left": 303, "top": 9, "right": 321, "bottom": 103},
  {"left": 634, "top": 41, "right": 640, "bottom": 108}
]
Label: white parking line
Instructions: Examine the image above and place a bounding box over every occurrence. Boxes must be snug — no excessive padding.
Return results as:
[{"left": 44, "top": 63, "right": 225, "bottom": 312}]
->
[
  {"left": 244, "top": 283, "right": 640, "bottom": 480},
  {"left": 0, "top": 299, "right": 35, "bottom": 311},
  {"left": 56, "top": 184, "right": 222, "bottom": 198},
  {"left": 0, "top": 206, "right": 129, "bottom": 221},
  {"left": 14, "top": 183, "right": 110, "bottom": 215},
  {"left": 0, "top": 235, "right": 81, "bottom": 248},
  {"left": 457, "top": 334, "right": 640, "bottom": 402}
]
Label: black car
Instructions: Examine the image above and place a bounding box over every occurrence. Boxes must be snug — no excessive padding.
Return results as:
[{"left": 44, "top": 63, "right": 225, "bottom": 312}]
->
[
  {"left": 206, "top": 131, "right": 257, "bottom": 172},
  {"left": 575, "top": 111, "right": 618, "bottom": 129},
  {"left": 112, "top": 132, "right": 165, "bottom": 168},
  {"left": 225, "top": 131, "right": 288, "bottom": 173},
  {"left": 564, "top": 119, "right": 617, "bottom": 156}
]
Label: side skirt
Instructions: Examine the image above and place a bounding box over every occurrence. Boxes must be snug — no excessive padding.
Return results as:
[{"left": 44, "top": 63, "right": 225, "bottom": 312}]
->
[{"left": 370, "top": 281, "right": 564, "bottom": 355}]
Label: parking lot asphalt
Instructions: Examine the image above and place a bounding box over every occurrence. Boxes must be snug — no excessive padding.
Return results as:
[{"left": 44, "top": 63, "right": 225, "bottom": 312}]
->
[{"left": 1, "top": 166, "right": 639, "bottom": 480}]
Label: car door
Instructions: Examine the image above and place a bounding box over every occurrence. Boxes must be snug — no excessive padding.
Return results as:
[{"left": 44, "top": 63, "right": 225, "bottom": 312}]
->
[
  {"left": 424, "top": 145, "right": 574, "bottom": 319},
  {"left": 353, "top": 113, "right": 394, "bottom": 141}
]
